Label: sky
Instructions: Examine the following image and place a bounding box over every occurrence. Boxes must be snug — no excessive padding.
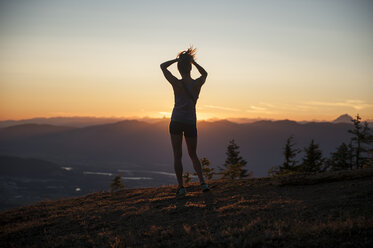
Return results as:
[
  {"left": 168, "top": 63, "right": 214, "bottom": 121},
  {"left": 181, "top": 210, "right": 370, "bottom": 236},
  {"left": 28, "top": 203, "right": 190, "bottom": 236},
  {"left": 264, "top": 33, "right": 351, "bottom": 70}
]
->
[{"left": 0, "top": 0, "right": 372, "bottom": 121}]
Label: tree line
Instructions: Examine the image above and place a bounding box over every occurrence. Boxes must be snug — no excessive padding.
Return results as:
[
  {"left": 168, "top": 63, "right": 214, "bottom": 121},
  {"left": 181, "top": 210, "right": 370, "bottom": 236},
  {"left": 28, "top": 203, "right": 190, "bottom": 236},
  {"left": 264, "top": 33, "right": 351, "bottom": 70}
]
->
[{"left": 269, "top": 114, "right": 373, "bottom": 176}]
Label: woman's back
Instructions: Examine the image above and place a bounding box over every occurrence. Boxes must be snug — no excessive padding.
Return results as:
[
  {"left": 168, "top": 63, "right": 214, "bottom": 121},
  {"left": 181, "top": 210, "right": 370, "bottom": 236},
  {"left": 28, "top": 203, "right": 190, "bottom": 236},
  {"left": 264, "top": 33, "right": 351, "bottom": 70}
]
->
[{"left": 171, "top": 78, "right": 202, "bottom": 124}]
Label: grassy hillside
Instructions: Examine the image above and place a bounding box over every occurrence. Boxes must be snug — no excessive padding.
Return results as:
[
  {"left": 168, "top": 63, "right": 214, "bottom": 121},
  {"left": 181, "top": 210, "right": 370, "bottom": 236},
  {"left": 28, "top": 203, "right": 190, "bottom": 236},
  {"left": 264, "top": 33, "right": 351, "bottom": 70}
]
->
[{"left": 1, "top": 169, "right": 373, "bottom": 247}]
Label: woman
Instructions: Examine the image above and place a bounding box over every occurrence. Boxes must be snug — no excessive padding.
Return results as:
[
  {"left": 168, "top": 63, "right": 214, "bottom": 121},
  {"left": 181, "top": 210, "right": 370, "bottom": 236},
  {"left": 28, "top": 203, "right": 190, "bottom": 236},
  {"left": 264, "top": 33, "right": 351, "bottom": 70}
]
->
[{"left": 160, "top": 47, "right": 209, "bottom": 196}]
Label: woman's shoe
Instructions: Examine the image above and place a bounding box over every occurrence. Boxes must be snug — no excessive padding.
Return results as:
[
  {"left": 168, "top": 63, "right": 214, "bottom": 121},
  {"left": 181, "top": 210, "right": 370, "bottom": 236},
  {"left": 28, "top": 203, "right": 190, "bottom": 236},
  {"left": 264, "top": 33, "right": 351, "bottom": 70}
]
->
[
  {"left": 201, "top": 183, "right": 209, "bottom": 192},
  {"left": 176, "top": 187, "right": 186, "bottom": 197}
]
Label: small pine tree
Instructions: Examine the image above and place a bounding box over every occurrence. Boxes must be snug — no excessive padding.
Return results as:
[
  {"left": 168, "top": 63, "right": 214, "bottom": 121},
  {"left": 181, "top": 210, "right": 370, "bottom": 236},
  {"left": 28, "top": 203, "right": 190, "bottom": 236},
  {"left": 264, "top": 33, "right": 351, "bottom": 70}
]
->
[
  {"left": 223, "top": 164, "right": 243, "bottom": 179},
  {"left": 327, "top": 142, "right": 353, "bottom": 171},
  {"left": 194, "top": 157, "right": 215, "bottom": 180},
  {"left": 110, "top": 174, "right": 125, "bottom": 192},
  {"left": 299, "top": 139, "right": 325, "bottom": 173},
  {"left": 348, "top": 114, "right": 373, "bottom": 169},
  {"left": 269, "top": 136, "right": 299, "bottom": 176},
  {"left": 221, "top": 139, "right": 248, "bottom": 179},
  {"left": 281, "top": 135, "right": 299, "bottom": 171},
  {"left": 183, "top": 172, "right": 192, "bottom": 184}
]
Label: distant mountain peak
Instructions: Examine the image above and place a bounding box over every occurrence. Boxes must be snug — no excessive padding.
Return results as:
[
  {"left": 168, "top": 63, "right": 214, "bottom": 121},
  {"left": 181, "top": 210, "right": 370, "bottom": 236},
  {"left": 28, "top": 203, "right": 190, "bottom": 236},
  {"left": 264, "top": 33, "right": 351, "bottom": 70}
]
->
[{"left": 333, "top": 114, "right": 353, "bottom": 123}]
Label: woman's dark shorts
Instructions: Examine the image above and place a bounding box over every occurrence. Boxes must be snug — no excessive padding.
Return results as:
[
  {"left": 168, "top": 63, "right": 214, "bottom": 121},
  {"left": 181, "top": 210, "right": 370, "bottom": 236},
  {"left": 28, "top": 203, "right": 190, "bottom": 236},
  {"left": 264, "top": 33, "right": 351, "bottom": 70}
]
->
[{"left": 169, "top": 120, "right": 197, "bottom": 137}]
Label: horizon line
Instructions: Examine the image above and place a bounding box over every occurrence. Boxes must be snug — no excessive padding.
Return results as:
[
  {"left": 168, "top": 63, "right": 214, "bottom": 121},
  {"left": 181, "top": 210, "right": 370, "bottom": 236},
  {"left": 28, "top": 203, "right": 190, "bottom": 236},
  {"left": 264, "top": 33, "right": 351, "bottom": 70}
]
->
[{"left": 0, "top": 114, "right": 368, "bottom": 124}]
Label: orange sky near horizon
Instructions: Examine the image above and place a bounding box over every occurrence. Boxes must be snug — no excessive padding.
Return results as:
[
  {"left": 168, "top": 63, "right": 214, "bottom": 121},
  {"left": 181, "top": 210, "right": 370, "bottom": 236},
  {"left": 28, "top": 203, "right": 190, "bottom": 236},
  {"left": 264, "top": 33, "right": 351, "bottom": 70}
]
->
[{"left": 1, "top": 0, "right": 372, "bottom": 122}]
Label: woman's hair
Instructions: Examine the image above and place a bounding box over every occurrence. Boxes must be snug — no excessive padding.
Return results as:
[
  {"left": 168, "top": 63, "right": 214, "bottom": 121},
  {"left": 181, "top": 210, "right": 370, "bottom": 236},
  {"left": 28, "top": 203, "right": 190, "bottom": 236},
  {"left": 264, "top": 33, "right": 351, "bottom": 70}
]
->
[{"left": 177, "top": 46, "right": 196, "bottom": 75}]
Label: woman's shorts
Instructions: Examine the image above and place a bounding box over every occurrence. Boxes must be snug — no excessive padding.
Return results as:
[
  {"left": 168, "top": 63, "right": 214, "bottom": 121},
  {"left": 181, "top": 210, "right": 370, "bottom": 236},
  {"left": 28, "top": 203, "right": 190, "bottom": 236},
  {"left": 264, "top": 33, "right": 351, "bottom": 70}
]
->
[{"left": 169, "top": 120, "right": 197, "bottom": 137}]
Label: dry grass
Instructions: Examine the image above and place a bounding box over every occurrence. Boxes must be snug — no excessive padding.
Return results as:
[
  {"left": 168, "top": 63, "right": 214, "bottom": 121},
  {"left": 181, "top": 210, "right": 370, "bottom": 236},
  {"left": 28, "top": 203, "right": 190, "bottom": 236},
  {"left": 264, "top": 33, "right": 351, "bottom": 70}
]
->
[{"left": 1, "top": 169, "right": 373, "bottom": 247}]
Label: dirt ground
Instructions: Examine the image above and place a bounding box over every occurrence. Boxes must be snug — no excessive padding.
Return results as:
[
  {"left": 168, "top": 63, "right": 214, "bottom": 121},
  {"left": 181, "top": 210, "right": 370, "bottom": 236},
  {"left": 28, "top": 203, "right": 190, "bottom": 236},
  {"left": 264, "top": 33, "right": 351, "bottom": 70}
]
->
[{"left": 1, "top": 169, "right": 373, "bottom": 247}]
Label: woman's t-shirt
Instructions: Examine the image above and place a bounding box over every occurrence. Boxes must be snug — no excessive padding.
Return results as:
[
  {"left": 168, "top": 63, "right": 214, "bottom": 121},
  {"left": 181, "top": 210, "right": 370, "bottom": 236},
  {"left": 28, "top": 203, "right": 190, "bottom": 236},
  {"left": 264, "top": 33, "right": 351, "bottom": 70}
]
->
[{"left": 171, "top": 79, "right": 202, "bottom": 124}]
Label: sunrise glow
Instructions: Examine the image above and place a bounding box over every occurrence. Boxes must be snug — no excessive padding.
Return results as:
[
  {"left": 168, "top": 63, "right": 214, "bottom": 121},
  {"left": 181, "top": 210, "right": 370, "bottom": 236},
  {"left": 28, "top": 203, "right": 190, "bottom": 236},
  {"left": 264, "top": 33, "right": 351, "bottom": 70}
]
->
[{"left": 1, "top": 0, "right": 372, "bottom": 121}]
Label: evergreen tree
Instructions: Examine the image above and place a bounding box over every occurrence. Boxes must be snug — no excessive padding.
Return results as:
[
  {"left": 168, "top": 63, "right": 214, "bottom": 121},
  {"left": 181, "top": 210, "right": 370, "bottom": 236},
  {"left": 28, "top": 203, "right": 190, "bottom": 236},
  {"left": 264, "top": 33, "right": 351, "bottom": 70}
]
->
[
  {"left": 110, "top": 174, "right": 125, "bottom": 192},
  {"left": 327, "top": 142, "right": 353, "bottom": 171},
  {"left": 269, "top": 136, "right": 299, "bottom": 176},
  {"left": 280, "top": 136, "right": 299, "bottom": 170},
  {"left": 183, "top": 172, "right": 192, "bottom": 184},
  {"left": 223, "top": 164, "right": 244, "bottom": 179},
  {"left": 281, "top": 135, "right": 299, "bottom": 171},
  {"left": 194, "top": 157, "right": 215, "bottom": 180},
  {"left": 299, "top": 139, "right": 325, "bottom": 173},
  {"left": 348, "top": 114, "right": 373, "bottom": 168},
  {"left": 221, "top": 139, "right": 248, "bottom": 179}
]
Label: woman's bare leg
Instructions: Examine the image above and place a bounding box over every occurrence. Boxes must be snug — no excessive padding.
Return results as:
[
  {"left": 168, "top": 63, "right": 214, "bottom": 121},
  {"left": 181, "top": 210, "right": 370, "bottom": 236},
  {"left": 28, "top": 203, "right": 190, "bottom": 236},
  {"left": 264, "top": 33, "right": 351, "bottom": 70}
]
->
[
  {"left": 170, "top": 134, "right": 183, "bottom": 188},
  {"left": 185, "top": 136, "right": 205, "bottom": 184}
]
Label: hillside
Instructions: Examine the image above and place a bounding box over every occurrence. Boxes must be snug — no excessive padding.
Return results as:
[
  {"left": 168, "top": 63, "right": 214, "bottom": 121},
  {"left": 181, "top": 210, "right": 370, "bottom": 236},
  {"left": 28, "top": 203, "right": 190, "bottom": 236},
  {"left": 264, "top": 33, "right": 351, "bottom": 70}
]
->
[{"left": 1, "top": 169, "right": 373, "bottom": 247}]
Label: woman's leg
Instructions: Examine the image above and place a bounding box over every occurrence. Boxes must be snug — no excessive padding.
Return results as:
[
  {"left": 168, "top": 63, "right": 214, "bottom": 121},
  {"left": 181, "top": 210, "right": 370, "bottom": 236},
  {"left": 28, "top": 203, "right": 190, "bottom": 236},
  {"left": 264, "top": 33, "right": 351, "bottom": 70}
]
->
[
  {"left": 185, "top": 136, "right": 205, "bottom": 184},
  {"left": 170, "top": 134, "right": 183, "bottom": 188}
]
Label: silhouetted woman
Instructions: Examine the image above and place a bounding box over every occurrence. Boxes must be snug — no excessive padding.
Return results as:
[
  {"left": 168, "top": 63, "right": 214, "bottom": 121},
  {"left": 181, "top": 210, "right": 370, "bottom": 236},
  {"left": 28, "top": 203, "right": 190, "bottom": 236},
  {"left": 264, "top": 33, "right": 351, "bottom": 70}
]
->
[{"left": 160, "top": 47, "right": 209, "bottom": 196}]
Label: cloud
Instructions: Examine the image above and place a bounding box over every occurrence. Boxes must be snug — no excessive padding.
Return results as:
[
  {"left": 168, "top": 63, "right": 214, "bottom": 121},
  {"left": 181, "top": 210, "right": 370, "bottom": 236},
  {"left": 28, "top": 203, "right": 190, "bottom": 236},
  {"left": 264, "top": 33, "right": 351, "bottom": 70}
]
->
[
  {"left": 203, "top": 105, "right": 240, "bottom": 112},
  {"left": 246, "top": 105, "right": 276, "bottom": 114},
  {"left": 248, "top": 105, "right": 267, "bottom": 111},
  {"left": 306, "top": 100, "right": 373, "bottom": 110},
  {"left": 158, "top": 112, "right": 171, "bottom": 117},
  {"left": 204, "top": 103, "right": 277, "bottom": 114}
]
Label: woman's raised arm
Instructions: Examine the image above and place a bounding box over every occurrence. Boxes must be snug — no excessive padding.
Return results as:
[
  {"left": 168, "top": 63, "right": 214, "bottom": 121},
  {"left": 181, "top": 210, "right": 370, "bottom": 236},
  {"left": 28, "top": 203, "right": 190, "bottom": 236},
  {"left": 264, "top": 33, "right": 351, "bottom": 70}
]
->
[
  {"left": 160, "top": 58, "right": 178, "bottom": 85},
  {"left": 193, "top": 60, "right": 208, "bottom": 86},
  {"left": 192, "top": 60, "right": 208, "bottom": 77},
  {"left": 160, "top": 58, "right": 178, "bottom": 71}
]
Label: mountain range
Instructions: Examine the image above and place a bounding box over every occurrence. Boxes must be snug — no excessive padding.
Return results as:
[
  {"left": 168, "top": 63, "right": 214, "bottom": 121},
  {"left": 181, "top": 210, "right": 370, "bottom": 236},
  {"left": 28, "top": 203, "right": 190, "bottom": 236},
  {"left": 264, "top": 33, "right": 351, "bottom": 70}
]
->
[
  {"left": 0, "top": 115, "right": 361, "bottom": 176},
  {"left": 0, "top": 114, "right": 369, "bottom": 209},
  {"left": 1, "top": 114, "right": 366, "bottom": 128}
]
